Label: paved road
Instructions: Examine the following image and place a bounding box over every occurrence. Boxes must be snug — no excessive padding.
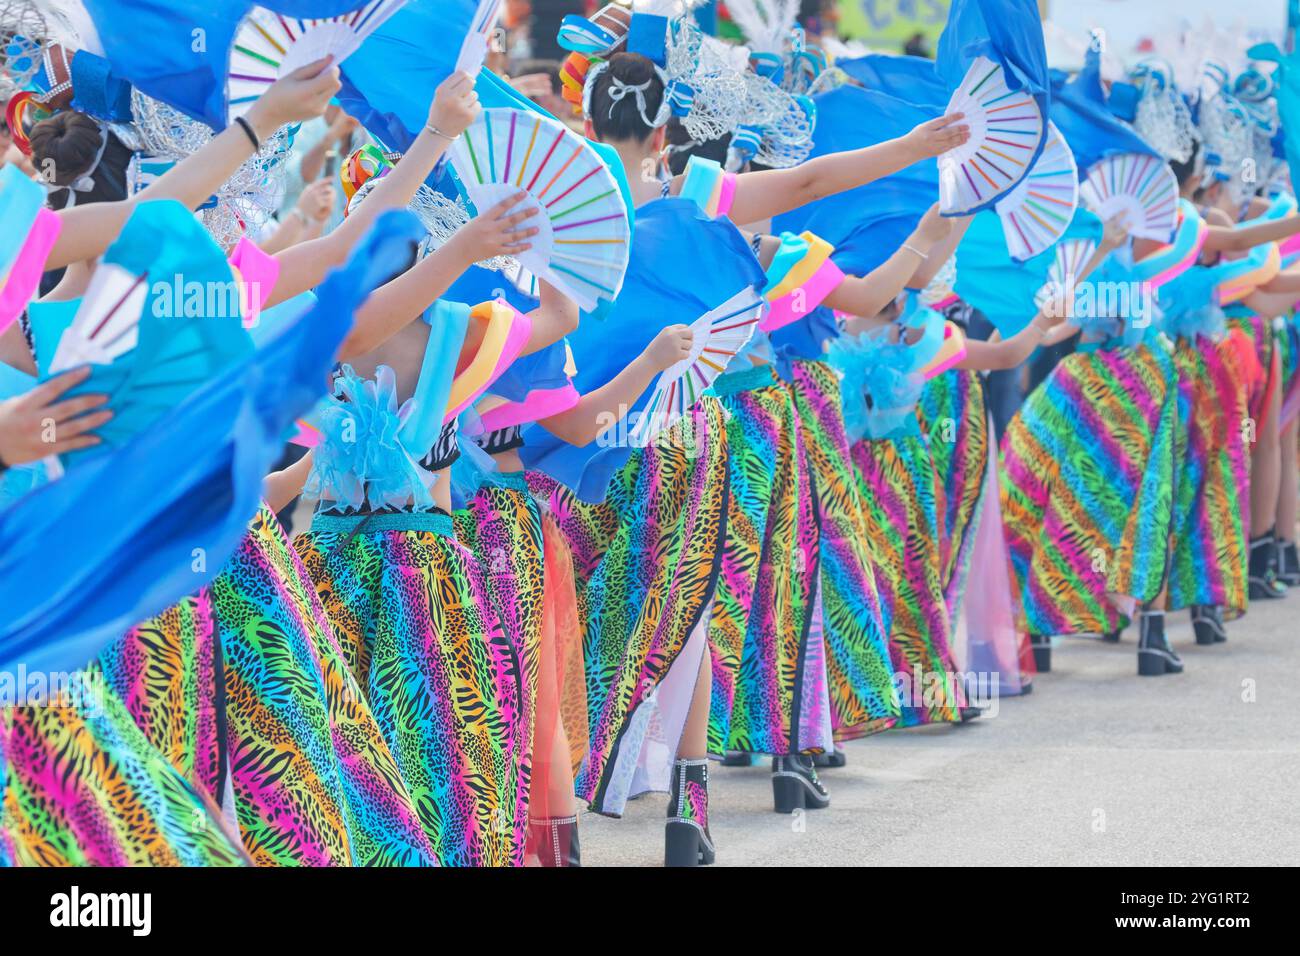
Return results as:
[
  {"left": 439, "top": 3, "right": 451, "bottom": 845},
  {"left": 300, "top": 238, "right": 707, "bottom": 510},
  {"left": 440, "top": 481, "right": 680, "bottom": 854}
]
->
[{"left": 579, "top": 598, "right": 1300, "bottom": 866}]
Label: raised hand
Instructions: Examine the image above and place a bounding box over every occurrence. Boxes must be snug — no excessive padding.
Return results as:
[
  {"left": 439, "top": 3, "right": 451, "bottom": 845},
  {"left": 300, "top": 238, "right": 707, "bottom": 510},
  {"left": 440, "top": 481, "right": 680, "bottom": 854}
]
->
[
  {"left": 456, "top": 192, "right": 540, "bottom": 260},
  {"left": 648, "top": 324, "right": 694, "bottom": 370},
  {"left": 246, "top": 57, "right": 342, "bottom": 139},
  {"left": 905, "top": 113, "right": 971, "bottom": 160},
  {"left": 0, "top": 367, "right": 111, "bottom": 467},
  {"left": 428, "top": 71, "right": 480, "bottom": 138}
]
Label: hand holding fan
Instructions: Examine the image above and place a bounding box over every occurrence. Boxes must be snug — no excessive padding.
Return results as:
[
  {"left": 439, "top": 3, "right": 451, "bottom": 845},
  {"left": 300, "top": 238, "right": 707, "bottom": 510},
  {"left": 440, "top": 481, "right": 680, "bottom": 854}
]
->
[
  {"left": 938, "top": 55, "right": 1045, "bottom": 215},
  {"left": 627, "top": 287, "right": 765, "bottom": 448},
  {"left": 33, "top": 202, "right": 253, "bottom": 463},
  {"left": 449, "top": 107, "right": 632, "bottom": 312},
  {"left": 993, "top": 122, "right": 1078, "bottom": 261},
  {"left": 1078, "top": 152, "right": 1178, "bottom": 242},
  {"left": 227, "top": 1, "right": 406, "bottom": 122},
  {"left": 455, "top": 0, "right": 504, "bottom": 76},
  {"left": 1035, "top": 236, "right": 1097, "bottom": 310}
]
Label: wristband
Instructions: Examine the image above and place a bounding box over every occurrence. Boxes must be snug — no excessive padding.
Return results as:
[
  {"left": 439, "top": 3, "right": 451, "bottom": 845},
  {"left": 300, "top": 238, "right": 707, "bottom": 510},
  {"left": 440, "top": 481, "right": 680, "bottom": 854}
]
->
[
  {"left": 424, "top": 124, "right": 457, "bottom": 143},
  {"left": 234, "top": 115, "right": 261, "bottom": 152}
]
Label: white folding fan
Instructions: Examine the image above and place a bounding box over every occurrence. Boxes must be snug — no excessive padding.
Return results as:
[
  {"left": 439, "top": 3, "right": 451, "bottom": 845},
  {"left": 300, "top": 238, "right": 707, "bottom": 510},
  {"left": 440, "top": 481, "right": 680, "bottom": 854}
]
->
[
  {"left": 1078, "top": 152, "right": 1178, "bottom": 242},
  {"left": 455, "top": 0, "right": 505, "bottom": 76},
  {"left": 1035, "top": 237, "right": 1097, "bottom": 311},
  {"left": 627, "top": 287, "right": 765, "bottom": 448},
  {"left": 993, "top": 122, "right": 1078, "bottom": 261},
  {"left": 48, "top": 263, "right": 149, "bottom": 373},
  {"left": 938, "top": 55, "right": 1045, "bottom": 215},
  {"left": 226, "top": 1, "right": 406, "bottom": 122},
  {"left": 449, "top": 107, "right": 632, "bottom": 312}
]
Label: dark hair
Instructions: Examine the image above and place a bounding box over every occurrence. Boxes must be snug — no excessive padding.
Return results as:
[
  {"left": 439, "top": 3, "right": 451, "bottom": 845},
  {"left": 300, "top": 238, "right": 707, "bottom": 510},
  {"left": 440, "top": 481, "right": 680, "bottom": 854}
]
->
[
  {"left": 28, "top": 111, "right": 130, "bottom": 209},
  {"left": 663, "top": 117, "right": 730, "bottom": 176},
  {"left": 515, "top": 59, "right": 564, "bottom": 96},
  {"left": 588, "top": 52, "right": 664, "bottom": 144},
  {"left": 1168, "top": 138, "right": 1200, "bottom": 189}
]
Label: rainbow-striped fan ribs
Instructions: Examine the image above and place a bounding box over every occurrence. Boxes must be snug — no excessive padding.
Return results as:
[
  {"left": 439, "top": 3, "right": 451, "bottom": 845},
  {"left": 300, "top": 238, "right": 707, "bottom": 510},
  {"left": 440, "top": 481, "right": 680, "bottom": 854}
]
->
[
  {"left": 994, "top": 122, "right": 1078, "bottom": 261},
  {"left": 627, "top": 287, "right": 765, "bottom": 447},
  {"left": 226, "top": 2, "right": 405, "bottom": 123},
  {"left": 1078, "top": 152, "right": 1178, "bottom": 242},
  {"left": 449, "top": 107, "right": 632, "bottom": 312},
  {"left": 939, "top": 55, "right": 1045, "bottom": 215}
]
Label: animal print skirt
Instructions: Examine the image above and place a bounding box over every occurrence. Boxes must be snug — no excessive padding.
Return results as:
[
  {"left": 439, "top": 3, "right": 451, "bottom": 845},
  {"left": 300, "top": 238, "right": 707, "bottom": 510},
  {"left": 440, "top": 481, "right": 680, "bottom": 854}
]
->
[
  {"left": 708, "top": 364, "right": 831, "bottom": 757},
  {"left": 295, "top": 508, "right": 528, "bottom": 866},
  {"left": 1000, "top": 343, "right": 1178, "bottom": 638},
  {"left": 104, "top": 504, "right": 436, "bottom": 866},
  {"left": 851, "top": 431, "right": 965, "bottom": 726},
  {"left": 528, "top": 397, "right": 730, "bottom": 817}
]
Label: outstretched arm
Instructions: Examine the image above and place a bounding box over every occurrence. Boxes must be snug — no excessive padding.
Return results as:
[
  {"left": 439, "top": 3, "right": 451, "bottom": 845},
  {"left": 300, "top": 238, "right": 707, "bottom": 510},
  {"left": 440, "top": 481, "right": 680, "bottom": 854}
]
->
[
  {"left": 1204, "top": 216, "right": 1300, "bottom": 253},
  {"left": 267, "top": 72, "right": 481, "bottom": 308},
  {"left": 823, "top": 203, "right": 953, "bottom": 318},
  {"left": 337, "top": 193, "right": 541, "bottom": 360},
  {"left": 718, "top": 113, "right": 969, "bottom": 225},
  {"left": 47, "top": 59, "right": 341, "bottom": 270},
  {"left": 537, "top": 324, "right": 692, "bottom": 446}
]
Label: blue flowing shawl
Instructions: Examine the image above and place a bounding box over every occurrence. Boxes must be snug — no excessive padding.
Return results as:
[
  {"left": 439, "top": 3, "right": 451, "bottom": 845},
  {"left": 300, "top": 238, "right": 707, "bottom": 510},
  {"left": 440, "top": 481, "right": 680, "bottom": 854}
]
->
[
  {"left": 953, "top": 206, "right": 1104, "bottom": 337},
  {"left": 521, "top": 197, "right": 766, "bottom": 502},
  {"left": 0, "top": 210, "right": 421, "bottom": 675}
]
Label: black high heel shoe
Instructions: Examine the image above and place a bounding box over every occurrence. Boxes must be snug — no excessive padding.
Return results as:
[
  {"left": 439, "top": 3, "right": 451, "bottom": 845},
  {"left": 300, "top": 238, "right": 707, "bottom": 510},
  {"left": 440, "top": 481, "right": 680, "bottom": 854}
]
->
[
  {"left": 811, "top": 746, "right": 846, "bottom": 769},
  {"left": 1137, "top": 610, "right": 1183, "bottom": 676},
  {"left": 1101, "top": 629, "right": 1122, "bottom": 643},
  {"left": 1249, "top": 530, "right": 1288, "bottom": 600},
  {"left": 1190, "top": 605, "right": 1227, "bottom": 645},
  {"left": 771, "top": 756, "right": 830, "bottom": 814},
  {"left": 1030, "top": 634, "right": 1051, "bottom": 672},
  {"left": 1276, "top": 538, "right": 1300, "bottom": 587},
  {"left": 527, "top": 815, "right": 581, "bottom": 867},
  {"left": 665, "top": 758, "right": 715, "bottom": 867},
  {"left": 720, "top": 750, "right": 754, "bottom": 768}
]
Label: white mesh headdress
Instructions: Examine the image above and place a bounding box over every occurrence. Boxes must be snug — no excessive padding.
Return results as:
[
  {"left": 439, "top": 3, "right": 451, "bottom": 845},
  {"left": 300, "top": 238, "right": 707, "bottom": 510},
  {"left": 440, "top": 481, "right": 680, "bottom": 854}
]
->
[
  {"left": 1198, "top": 89, "right": 1257, "bottom": 207},
  {"left": 663, "top": 14, "right": 813, "bottom": 168},
  {"left": 131, "top": 89, "right": 291, "bottom": 249},
  {"left": 1128, "top": 61, "right": 1196, "bottom": 164},
  {"left": 0, "top": 0, "right": 48, "bottom": 87}
]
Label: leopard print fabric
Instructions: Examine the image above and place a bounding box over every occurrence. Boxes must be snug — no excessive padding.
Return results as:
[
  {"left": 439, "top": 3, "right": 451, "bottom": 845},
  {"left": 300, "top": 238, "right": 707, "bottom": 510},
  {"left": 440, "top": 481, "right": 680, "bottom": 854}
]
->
[
  {"left": 708, "top": 370, "right": 826, "bottom": 756},
  {"left": 294, "top": 517, "right": 528, "bottom": 866},
  {"left": 105, "top": 506, "right": 437, "bottom": 866},
  {"left": 851, "top": 433, "right": 965, "bottom": 726},
  {"left": 527, "top": 397, "right": 731, "bottom": 815},
  {"left": 1, "top": 678, "right": 246, "bottom": 866},
  {"left": 1000, "top": 343, "right": 1178, "bottom": 637},
  {"left": 786, "top": 359, "right": 901, "bottom": 739}
]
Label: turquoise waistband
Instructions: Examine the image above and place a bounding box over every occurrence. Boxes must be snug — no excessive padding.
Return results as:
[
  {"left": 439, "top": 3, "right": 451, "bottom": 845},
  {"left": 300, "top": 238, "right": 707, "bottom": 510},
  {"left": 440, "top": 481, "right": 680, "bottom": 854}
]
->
[
  {"left": 310, "top": 509, "right": 454, "bottom": 537},
  {"left": 486, "top": 470, "right": 530, "bottom": 492},
  {"left": 709, "top": 363, "right": 777, "bottom": 397}
]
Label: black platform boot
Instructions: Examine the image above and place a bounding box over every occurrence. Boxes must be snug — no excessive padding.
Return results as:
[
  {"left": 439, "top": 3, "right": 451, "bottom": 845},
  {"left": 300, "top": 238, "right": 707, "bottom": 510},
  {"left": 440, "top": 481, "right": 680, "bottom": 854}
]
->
[
  {"left": 1101, "top": 628, "right": 1122, "bottom": 642},
  {"left": 1137, "top": 609, "right": 1183, "bottom": 676},
  {"left": 1249, "top": 530, "right": 1287, "bottom": 599},
  {"left": 1030, "top": 634, "right": 1051, "bottom": 672},
  {"left": 1190, "top": 605, "right": 1227, "bottom": 645},
  {"left": 1278, "top": 539, "right": 1300, "bottom": 587},
  {"left": 720, "top": 750, "right": 754, "bottom": 767},
  {"left": 527, "top": 815, "right": 581, "bottom": 867},
  {"left": 665, "top": 758, "right": 715, "bottom": 867},
  {"left": 771, "top": 756, "right": 831, "bottom": 814},
  {"left": 811, "top": 746, "right": 846, "bottom": 768}
]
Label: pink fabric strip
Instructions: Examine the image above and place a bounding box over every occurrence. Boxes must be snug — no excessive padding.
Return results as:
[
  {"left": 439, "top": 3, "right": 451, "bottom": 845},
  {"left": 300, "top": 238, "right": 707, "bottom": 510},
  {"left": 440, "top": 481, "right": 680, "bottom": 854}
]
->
[
  {"left": 477, "top": 382, "right": 581, "bottom": 432},
  {"left": 444, "top": 305, "right": 534, "bottom": 422},
  {"left": 0, "top": 208, "right": 62, "bottom": 336},
  {"left": 930, "top": 293, "right": 960, "bottom": 311},
  {"left": 759, "top": 259, "right": 845, "bottom": 332},
  {"left": 715, "top": 173, "right": 737, "bottom": 218},
  {"left": 228, "top": 237, "right": 281, "bottom": 329}
]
